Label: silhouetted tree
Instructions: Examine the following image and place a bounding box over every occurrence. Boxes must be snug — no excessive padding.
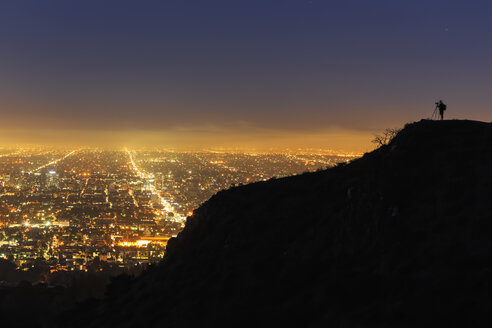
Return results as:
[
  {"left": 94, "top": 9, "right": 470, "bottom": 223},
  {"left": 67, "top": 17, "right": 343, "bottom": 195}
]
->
[{"left": 372, "top": 128, "right": 401, "bottom": 146}]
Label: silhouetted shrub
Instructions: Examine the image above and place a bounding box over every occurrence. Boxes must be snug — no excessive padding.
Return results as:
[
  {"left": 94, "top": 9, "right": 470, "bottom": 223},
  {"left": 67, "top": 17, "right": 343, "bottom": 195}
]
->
[{"left": 372, "top": 128, "right": 401, "bottom": 146}]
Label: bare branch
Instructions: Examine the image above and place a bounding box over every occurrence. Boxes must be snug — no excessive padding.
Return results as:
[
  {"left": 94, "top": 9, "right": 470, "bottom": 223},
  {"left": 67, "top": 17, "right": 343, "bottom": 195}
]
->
[{"left": 372, "top": 128, "right": 401, "bottom": 147}]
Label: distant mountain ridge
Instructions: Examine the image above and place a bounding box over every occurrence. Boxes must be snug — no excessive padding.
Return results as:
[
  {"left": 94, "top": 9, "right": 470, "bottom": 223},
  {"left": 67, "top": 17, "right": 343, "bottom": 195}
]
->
[{"left": 64, "top": 119, "right": 492, "bottom": 327}]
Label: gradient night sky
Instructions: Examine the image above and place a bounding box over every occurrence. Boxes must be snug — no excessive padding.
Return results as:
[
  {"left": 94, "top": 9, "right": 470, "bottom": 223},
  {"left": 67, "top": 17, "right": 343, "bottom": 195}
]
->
[{"left": 0, "top": 0, "right": 490, "bottom": 151}]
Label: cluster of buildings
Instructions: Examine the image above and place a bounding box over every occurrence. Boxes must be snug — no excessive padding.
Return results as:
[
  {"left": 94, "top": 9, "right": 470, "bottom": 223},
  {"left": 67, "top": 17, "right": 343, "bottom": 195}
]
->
[{"left": 0, "top": 148, "right": 358, "bottom": 281}]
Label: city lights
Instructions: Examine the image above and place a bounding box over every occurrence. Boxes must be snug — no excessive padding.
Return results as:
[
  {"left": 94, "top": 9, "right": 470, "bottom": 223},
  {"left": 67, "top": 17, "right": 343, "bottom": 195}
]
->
[{"left": 0, "top": 147, "right": 357, "bottom": 276}]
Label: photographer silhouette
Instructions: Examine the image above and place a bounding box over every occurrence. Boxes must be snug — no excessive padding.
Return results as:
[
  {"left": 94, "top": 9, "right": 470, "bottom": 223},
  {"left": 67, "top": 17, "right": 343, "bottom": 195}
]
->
[{"left": 434, "top": 100, "right": 447, "bottom": 120}]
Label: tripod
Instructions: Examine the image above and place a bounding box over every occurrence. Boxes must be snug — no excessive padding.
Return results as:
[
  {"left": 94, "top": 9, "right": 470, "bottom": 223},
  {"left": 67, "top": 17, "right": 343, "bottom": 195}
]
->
[{"left": 431, "top": 104, "right": 440, "bottom": 120}]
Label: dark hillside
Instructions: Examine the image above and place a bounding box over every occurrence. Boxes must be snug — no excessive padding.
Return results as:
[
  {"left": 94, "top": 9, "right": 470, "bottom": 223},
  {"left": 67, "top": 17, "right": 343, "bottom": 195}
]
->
[{"left": 64, "top": 120, "right": 492, "bottom": 327}]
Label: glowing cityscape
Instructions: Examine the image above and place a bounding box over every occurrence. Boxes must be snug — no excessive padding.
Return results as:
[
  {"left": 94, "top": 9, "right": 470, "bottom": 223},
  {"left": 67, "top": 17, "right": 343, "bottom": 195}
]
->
[{"left": 0, "top": 147, "right": 358, "bottom": 282}]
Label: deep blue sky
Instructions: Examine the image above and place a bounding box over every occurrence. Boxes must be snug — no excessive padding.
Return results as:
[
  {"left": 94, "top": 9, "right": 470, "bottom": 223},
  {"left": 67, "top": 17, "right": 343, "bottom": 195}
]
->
[{"left": 0, "top": 0, "right": 490, "bottom": 150}]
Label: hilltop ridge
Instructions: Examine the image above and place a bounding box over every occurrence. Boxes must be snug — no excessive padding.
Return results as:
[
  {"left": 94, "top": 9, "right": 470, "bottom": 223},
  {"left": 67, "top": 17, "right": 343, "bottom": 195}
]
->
[{"left": 65, "top": 119, "right": 492, "bottom": 327}]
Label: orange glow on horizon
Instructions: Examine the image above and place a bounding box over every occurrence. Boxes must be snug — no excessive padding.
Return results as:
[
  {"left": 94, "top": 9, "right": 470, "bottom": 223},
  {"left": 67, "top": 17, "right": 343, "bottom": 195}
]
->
[{"left": 0, "top": 126, "right": 374, "bottom": 153}]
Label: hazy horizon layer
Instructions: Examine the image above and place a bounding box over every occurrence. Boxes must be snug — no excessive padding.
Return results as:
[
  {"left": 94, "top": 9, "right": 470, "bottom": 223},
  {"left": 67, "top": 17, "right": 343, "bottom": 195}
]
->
[{"left": 0, "top": 125, "right": 373, "bottom": 153}]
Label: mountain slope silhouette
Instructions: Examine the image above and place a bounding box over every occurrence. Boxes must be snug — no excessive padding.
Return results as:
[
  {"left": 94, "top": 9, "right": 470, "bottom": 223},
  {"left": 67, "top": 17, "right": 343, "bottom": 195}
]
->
[{"left": 64, "top": 119, "right": 492, "bottom": 327}]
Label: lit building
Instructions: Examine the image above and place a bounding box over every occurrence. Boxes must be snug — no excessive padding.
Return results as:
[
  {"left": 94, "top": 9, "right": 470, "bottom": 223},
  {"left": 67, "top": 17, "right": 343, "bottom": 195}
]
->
[{"left": 45, "top": 170, "right": 60, "bottom": 189}]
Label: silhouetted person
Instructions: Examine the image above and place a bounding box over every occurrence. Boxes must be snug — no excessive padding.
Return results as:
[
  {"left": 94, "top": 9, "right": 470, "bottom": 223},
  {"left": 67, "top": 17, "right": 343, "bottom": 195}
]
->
[{"left": 437, "top": 100, "right": 447, "bottom": 120}]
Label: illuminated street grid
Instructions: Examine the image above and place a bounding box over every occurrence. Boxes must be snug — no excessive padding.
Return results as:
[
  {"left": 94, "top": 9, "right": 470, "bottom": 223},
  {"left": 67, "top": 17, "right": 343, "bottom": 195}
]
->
[{"left": 0, "top": 148, "right": 358, "bottom": 277}]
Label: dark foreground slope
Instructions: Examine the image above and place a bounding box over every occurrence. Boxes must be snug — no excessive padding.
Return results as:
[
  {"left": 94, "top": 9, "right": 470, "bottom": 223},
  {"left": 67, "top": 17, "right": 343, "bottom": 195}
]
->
[{"left": 65, "top": 120, "right": 492, "bottom": 327}]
